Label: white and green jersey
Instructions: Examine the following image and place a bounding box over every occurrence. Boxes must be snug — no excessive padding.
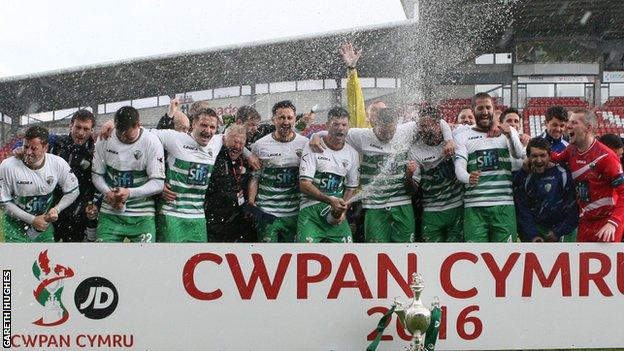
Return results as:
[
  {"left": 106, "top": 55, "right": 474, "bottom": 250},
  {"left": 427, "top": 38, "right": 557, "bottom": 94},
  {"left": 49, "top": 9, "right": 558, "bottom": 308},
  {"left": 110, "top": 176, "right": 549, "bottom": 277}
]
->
[
  {"left": 92, "top": 128, "right": 165, "bottom": 216},
  {"left": 152, "top": 129, "right": 223, "bottom": 219},
  {"left": 299, "top": 142, "right": 360, "bottom": 209},
  {"left": 454, "top": 128, "right": 519, "bottom": 207},
  {"left": 0, "top": 154, "right": 79, "bottom": 216},
  {"left": 346, "top": 123, "right": 415, "bottom": 209},
  {"left": 408, "top": 143, "right": 463, "bottom": 211},
  {"left": 251, "top": 133, "right": 308, "bottom": 217}
]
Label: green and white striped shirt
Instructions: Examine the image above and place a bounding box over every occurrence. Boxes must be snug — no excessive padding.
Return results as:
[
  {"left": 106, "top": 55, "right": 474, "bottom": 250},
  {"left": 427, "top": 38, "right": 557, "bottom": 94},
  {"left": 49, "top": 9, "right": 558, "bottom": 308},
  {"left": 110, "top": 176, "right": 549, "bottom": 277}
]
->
[
  {"left": 454, "top": 128, "right": 520, "bottom": 207},
  {"left": 92, "top": 128, "right": 165, "bottom": 216},
  {"left": 346, "top": 123, "right": 415, "bottom": 209},
  {"left": 299, "top": 142, "right": 360, "bottom": 209},
  {"left": 251, "top": 133, "right": 309, "bottom": 217},
  {"left": 152, "top": 129, "right": 223, "bottom": 219},
  {"left": 409, "top": 143, "right": 463, "bottom": 211}
]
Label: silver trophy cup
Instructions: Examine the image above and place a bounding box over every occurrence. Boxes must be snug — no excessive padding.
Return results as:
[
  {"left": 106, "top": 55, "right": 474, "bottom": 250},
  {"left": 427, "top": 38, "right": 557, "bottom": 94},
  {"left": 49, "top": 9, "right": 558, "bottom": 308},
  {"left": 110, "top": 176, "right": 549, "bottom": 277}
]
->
[{"left": 394, "top": 273, "right": 436, "bottom": 351}]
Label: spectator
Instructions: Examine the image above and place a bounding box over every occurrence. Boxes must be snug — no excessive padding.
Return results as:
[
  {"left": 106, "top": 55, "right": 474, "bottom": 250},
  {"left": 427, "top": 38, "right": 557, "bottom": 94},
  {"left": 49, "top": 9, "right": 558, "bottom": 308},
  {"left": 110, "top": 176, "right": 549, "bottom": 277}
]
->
[
  {"left": 514, "top": 137, "right": 578, "bottom": 242},
  {"left": 551, "top": 108, "right": 624, "bottom": 242}
]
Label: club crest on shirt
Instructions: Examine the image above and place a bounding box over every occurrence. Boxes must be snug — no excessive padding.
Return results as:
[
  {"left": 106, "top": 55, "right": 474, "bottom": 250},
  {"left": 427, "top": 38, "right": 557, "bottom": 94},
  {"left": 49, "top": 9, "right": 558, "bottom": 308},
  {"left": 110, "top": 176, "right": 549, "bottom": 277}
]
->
[
  {"left": 341, "top": 159, "right": 350, "bottom": 169},
  {"left": 46, "top": 176, "right": 54, "bottom": 185},
  {"left": 544, "top": 183, "right": 552, "bottom": 192},
  {"left": 134, "top": 150, "right": 143, "bottom": 160},
  {"left": 80, "top": 159, "right": 91, "bottom": 170},
  {"left": 296, "top": 149, "right": 303, "bottom": 158}
]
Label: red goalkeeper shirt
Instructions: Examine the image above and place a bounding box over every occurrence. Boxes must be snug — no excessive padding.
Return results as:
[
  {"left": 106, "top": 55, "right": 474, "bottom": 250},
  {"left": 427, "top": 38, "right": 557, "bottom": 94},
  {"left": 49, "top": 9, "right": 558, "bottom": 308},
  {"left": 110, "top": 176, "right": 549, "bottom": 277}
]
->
[{"left": 552, "top": 139, "right": 624, "bottom": 228}]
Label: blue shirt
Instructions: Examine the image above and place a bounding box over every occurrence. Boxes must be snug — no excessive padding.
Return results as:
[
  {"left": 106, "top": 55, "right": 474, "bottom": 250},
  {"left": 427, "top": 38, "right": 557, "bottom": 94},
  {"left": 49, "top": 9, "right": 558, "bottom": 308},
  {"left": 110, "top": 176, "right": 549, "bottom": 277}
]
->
[
  {"left": 540, "top": 131, "right": 569, "bottom": 153},
  {"left": 513, "top": 164, "right": 578, "bottom": 241}
]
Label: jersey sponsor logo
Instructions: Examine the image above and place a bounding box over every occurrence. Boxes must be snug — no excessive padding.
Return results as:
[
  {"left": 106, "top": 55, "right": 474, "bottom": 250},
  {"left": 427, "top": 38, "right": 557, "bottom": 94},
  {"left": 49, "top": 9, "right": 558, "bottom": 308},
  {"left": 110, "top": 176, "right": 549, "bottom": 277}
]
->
[
  {"left": 576, "top": 181, "right": 590, "bottom": 202},
  {"left": 187, "top": 162, "right": 210, "bottom": 186},
  {"left": 318, "top": 156, "right": 331, "bottom": 162},
  {"left": 423, "top": 156, "right": 436, "bottom": 161},
  {"left": 267, "top": 153, "right": 282, "bottom": 157},
  {"left": 183, "top": 145, "right": 198, "bottom": 151},
  {"left": 576, "top": 160, "right": 587, "bottom": 164},
  {"left": 111, "top": 170, "right": 134, "bottom": 188},
  {"left": 133, "top": 150, "right": 143, "bottom": 160},
  {"left": 23, "top": 194, "right": 51, "bottom": 215},
  {"left": 431, "top": 159, "right": 455, "bottom": 182},
  {"left": 275, "top": 167, "right": 299, "bottom": 188},
  {"left": 16, "top": 180, "right": 33, "bottom": 185},
  {"left": 106, "top": 149, "right": 118, "bottom": 155},
  {"left": 369, "top": 143, "right": 383, "bottom": 150},
  {"left": 468, "top": 135, "right": 482, "bottom": 140},
  {"left": 475, "top": 149, "right": 500, "bottom": 171},
  {"left": 319, "top": 172, "right": 343, "bottom": 193}
]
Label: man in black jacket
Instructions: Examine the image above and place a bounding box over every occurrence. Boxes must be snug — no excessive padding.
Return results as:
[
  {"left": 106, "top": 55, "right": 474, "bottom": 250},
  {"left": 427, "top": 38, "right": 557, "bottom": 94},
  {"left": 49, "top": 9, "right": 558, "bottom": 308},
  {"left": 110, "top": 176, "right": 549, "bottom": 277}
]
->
[{"left": 205, "top": 125, "right": 255, "bottom": 242}]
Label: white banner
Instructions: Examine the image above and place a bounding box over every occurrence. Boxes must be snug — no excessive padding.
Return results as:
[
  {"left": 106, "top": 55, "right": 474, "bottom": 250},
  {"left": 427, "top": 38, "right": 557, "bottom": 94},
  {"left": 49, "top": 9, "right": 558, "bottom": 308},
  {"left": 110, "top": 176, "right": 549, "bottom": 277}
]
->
[
  {"left": 517, "top": 76, "right": 594, "bottom": 83},
  {"left": 604, "top": 71, "right": 624, "bottom": 83},
  {"left": 1, "top": 244, "right": 623, "bottom": 350}
]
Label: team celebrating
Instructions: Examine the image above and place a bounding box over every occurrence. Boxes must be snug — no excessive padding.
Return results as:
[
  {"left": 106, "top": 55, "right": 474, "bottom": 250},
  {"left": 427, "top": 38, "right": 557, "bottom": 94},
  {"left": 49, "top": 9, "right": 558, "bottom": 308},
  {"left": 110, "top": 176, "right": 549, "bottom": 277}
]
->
[{"left": 2, "top": 44, "right": 623, "bottom": 244}]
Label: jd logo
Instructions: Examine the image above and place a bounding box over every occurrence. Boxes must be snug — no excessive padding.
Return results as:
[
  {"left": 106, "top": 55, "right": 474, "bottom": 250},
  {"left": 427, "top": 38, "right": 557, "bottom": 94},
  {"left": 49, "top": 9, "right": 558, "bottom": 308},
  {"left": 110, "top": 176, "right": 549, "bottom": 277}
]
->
[{"left": 74, "top": 277, "right": 118, "bottom": 320}]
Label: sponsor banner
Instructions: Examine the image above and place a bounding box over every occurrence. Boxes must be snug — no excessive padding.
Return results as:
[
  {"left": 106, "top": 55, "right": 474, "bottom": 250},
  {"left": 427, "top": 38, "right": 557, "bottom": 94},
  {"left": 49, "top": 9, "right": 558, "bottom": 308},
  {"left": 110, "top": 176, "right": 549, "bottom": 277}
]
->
[
  {"left": 0, "top": 244, "right": 623, "bottom": 350},
  {"left": 604, "top": 71, "right": 624, "bottom": 83},
  {"left": 517, "top": 75, "right": 594, "bottom": 83}
]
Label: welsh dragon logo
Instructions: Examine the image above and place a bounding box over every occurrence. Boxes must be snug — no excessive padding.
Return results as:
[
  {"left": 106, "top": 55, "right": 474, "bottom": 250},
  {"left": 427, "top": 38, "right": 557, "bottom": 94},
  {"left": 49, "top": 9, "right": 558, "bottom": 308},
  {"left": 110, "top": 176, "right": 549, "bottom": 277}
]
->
[{"left": 32, "top": 250, "right": 74, "bottom": 326}]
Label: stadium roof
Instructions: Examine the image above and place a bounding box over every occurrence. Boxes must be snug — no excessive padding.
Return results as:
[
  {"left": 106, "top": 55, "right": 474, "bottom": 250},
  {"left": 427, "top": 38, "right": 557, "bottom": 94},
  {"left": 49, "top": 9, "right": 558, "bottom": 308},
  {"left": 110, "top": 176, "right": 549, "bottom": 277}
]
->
[
  {"left": 0, "top": 0, "right": 621, "bottom": 118},
  {"left": 512, "top": 0, "right": 624, "bottom": 41}
]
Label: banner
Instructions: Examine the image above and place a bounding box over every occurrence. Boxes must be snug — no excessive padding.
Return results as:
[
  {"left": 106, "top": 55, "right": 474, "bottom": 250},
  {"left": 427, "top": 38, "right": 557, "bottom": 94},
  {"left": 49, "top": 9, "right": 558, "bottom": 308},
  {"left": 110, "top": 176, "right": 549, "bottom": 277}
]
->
[
  {"left": 1, "top": 244, "right": 623, "bottom": 350},
  {"left": 604, "top": 71, "right": 624, "bottom": 83}
]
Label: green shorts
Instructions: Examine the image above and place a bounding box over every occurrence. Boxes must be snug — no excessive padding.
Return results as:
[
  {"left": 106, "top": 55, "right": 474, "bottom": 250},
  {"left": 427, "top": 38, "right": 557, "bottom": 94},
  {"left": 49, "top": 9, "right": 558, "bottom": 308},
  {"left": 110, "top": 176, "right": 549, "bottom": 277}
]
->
[
  {"left": 2, "top": 215, "right": 54, "bottom": 243},
  {"left": 364, "top": 204, "right": 415, "bottom": 243},
  {"left": 257, "top": 214, "right": 297, "bottom": 243},
  {"left": 157, "top": 214, "right": 207, "bottom": 243},
  {"left": 97, "top": 212, "right": 155, "bottom": 243},
  {"left": 422, "top": 206, "right": 464, "bottom": 243},
  {"left": 464, "top": 205, "right": 517, "bottom": 243},
  {"left": 296, "top": 203, "right": 353, "bottom": 243}
]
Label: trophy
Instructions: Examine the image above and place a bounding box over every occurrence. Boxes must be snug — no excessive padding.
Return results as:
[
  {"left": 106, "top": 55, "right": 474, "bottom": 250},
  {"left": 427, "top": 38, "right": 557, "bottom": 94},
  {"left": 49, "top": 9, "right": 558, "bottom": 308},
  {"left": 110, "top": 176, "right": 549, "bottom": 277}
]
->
[{"left": 393, "top": 273, "right": 441, "bottom": 351}]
